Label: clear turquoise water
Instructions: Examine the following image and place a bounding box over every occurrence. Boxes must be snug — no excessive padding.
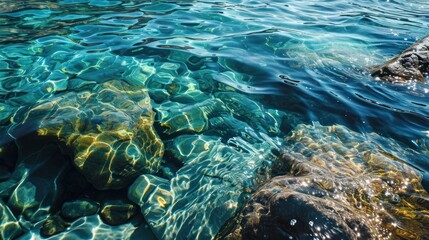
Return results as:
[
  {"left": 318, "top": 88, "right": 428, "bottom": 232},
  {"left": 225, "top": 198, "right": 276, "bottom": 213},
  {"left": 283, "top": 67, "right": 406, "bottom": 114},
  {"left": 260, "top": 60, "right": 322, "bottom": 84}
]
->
[{"left": 1, "top": 0, "right": 429, "bottom": 239}]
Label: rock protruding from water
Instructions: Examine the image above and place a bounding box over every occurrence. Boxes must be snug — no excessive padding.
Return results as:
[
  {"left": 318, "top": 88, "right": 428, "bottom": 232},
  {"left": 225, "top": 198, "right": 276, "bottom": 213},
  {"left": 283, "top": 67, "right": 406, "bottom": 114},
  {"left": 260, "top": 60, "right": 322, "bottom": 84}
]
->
[
  {"left": 9, "top": 80, "right": 164, "bottom": 190},
  {"left": 371, "top": 36, "right": 429, "bottom": 82},
  {"left": 61, "top": 199, "right": 100, "bottom": 220},
  {"left": 219, "top": 123, "right": 429, "bottom": 240}
]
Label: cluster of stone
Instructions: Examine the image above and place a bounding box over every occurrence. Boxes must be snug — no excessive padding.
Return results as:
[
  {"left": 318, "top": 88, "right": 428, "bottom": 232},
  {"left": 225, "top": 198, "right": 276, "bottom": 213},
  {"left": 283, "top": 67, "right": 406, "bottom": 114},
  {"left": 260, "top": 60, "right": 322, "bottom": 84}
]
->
[
  {"left": 0, "top": 37, "right": 291, "bottom": 239},
  {"left": 2, "top": 31, "right": 428, "bottom": 240},
  {"left": 126, "top": 51, "right": 291, "bottom": 239},
  {"left": 218, "top": 123, "right": 429, "bottom": 240},
  {"left": 0, "top": 38, "right": 163, "bottom": 238}
]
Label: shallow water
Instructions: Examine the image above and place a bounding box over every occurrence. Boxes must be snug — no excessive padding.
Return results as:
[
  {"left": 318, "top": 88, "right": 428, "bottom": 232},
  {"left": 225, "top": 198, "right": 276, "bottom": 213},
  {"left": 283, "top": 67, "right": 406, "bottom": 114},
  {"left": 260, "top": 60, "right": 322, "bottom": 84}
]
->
[{"left": 0, "top": 0, "right": 429, "bottom": 239}]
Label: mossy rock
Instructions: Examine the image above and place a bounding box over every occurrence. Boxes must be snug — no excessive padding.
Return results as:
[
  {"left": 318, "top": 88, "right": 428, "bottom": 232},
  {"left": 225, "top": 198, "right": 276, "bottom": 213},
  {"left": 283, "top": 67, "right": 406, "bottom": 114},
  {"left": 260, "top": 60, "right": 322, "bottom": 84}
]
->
[{"left": 9, "top": 80, "right": 164, "bottom": 190}]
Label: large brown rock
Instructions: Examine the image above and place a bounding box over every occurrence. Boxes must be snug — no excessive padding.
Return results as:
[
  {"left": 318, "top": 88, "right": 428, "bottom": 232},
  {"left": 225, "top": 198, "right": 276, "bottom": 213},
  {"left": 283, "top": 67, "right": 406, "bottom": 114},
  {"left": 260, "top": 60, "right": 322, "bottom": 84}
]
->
[{"left": 371, "top": 36, "right": 429, "bottom": 82}]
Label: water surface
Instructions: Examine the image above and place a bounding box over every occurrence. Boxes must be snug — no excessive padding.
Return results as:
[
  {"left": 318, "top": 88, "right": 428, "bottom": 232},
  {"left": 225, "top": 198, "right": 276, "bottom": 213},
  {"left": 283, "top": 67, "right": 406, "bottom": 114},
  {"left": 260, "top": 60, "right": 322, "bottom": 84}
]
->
[{"left": 1, "top": 0, "right": 429, "bottom": 239}]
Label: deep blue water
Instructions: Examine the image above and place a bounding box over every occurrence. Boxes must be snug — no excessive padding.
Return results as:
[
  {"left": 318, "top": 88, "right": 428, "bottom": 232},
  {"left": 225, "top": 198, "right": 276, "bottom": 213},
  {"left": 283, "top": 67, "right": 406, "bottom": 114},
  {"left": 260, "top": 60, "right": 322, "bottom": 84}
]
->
[{"left": 1, "top": 0, "right": 429, "bottom": 239}]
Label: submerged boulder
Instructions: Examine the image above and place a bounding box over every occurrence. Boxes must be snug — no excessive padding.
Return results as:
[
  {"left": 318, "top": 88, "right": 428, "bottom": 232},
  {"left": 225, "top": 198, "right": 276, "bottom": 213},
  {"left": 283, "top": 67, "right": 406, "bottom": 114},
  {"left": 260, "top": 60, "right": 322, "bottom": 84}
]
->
[
  {"left": 100, "top": 201, "right": 137, "bottom": 226},
  {"left": 219, "top": 123, "right": 429, "bottom": 240},
  {"left": 129, "top": 134, "right": 279, "bottom": 240},
  {"left": 18, "top": 214, "right": 154, "bottom": 240},
  {"left": 371, "top": 36, "right": 429, "bottom": 82},
  {"left": 41, "top": 215, "right": 70, "bottom": 238},
  {"left": 6, "top": 142, "right": 69, "bottom": 223},
  {"left": 8, "top": 80, "right": 164, "bottom": 190},
  {"left": 219, "top": 175, "right": 373, "bottom": 240},
  {"left": 61, "top": 199, "right": 100, "bottom": 220}
]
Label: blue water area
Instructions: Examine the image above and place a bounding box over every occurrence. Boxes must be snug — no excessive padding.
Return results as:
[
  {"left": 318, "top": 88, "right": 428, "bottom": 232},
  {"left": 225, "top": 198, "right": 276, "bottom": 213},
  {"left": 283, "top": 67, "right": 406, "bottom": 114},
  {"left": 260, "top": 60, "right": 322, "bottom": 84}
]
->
[{"left": 1, "top": 0, "right": 429, "bottom": 239}]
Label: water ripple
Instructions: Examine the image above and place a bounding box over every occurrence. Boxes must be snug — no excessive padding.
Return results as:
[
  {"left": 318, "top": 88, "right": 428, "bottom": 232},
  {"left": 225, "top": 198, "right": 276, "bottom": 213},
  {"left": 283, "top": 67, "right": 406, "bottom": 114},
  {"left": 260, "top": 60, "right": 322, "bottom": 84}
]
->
[{"left": 1, "top": 0, "right": 429, "bottom": 238}]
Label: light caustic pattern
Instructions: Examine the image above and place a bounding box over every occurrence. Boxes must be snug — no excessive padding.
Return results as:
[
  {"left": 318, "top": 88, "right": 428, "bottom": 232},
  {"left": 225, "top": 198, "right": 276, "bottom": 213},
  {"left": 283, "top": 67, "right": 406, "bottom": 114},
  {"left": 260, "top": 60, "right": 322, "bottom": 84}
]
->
[{"left": 0, "top": 0, "right": 429, "bottom": 239}]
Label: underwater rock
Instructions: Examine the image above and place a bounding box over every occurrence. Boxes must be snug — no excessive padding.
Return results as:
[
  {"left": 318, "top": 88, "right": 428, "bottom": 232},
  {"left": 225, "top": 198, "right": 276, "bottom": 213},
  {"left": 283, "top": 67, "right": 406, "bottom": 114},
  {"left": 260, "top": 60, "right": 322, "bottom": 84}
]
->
[
  {"left": 40, "top": 215, "right": 70, "bottom": 237},
  {"left": 19, "top": 214, "right": 156, "bottom": 240},
  {"left": 8, "top": 80, "right": 164, "bottom": 190},
  {"left": 371, "top": 36, "right": 429, "bottom": 82},
  {"left": 100, "top": 201, "right": 137, "bottom": 226},
  {"left": 156, "top": 98, "right": 227, "bottom": 134},
  {"left": 0, "top": 200, "right": 23, "bottom": 240},
  {"left": 61, "top": 199, "right": 100, "bottom": 220},
  {"left": 129, "top": 134, "right": 279, "bottom": 240},
  {"left": 0, "top": 166, "right": 11, "bottom": 182},
  {"left": 61, "top": 170, "right": 93, "bottom": 201},
  {"left": 7, "top": 142, "right": 69, "bottom": 223},
  {"left": 0, "top": 164, "right": 27, "bottom": 200},
  {"left": 154, "top": 90, "right": 285, "bottom": 138},
  {"left": 145, "top": 60, "right": 286, "bottom": 138},
  {"left": 146, "top": 67, "right": 208, "bottom": 104},
  {"left": 219, "top": 123, "right": 429, "bottom": 240},
  {"left": 219, "top": 176, "right": 372, "bottom": 240},
  {"left": 0, "top": 102, "right": 14, "bottom": 125},
  {"left": 214, "top": 92, "right": 282, "bottom": 135},
  {"left": 0, "top": 142, "right": 18, "bottom": 169}
]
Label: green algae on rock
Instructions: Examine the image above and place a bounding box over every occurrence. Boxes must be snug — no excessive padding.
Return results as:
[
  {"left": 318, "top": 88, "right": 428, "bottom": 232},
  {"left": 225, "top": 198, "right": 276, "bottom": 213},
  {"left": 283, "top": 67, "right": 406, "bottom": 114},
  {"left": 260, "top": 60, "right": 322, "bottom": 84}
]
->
[
  {"left": 219, "top": 123, "right": 429, "bottom": 240},
  {"left": 9, "top": 80, "right": 164, "bottom": 190}
]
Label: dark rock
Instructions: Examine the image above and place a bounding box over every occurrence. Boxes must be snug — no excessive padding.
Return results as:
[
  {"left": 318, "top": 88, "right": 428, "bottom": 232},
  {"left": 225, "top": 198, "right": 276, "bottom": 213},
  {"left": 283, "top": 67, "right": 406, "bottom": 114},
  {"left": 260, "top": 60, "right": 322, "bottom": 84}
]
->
[
  {"left": 0, "top": 142, "right": 18, "bottom": 169},
  {"left": 218, "top": 176, "right": 372, "bottom": 240},
  {"left": 0, "top": 166, "right": 11, "bottom": 182},
  {"left": 61, "top": 199, "right": 99, "bottom": 220},
  {"left": 6, "top": 143, "right": 69, "bottom": 223},
  {"left": 41, "top": 215, "right": 70, "bottom": 237},
  {"left": 0, "top": 200, "right": 23, "bottom": 240},
  {"left": 371, "top": 36, "right": 429, "bottom": 82},
  {"left": 61, "top": 170, "right": 93, "bottom": 201},
  {"left": 100, "top": 201, "right": 137, "bottom": 226},
  {"left": 0, "top": 163, "right": 27, "bottom": 199}
]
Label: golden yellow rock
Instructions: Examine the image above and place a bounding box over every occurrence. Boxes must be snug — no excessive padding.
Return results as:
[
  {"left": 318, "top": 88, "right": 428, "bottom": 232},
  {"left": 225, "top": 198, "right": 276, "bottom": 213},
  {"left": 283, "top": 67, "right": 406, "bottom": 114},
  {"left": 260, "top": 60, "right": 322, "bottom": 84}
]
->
[{"left": 19, "top": 80, "right": 164, "bottom": 190}]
